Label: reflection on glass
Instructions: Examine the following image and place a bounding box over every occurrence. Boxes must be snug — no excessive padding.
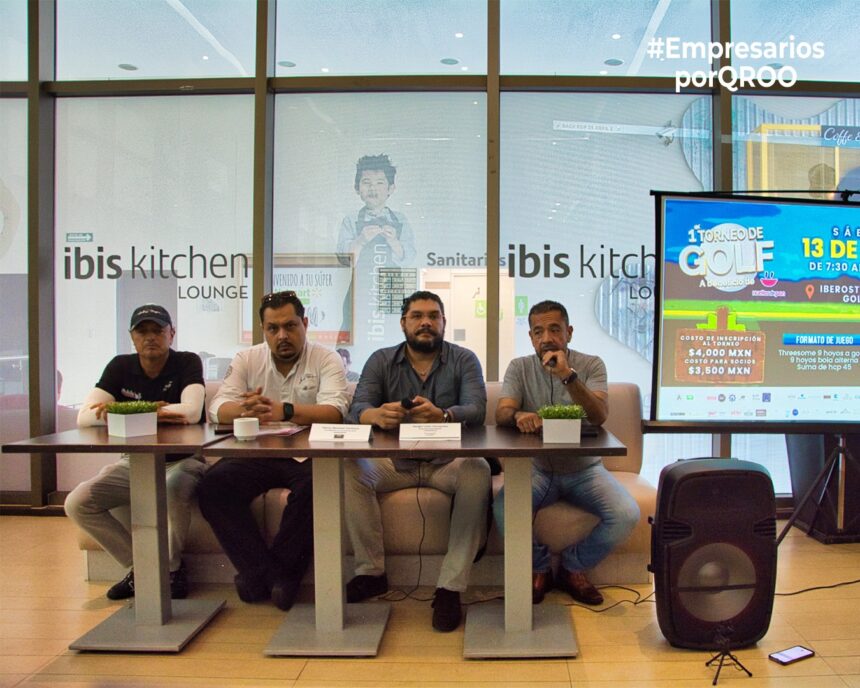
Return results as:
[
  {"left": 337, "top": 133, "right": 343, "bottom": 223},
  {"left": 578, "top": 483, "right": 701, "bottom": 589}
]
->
[
  {"left": 731, "top": 0, "right": 860, "bottom": 83},
  {"left": 54, "top": 96, "right": 253, "bottom": 489},
  {"left": 733, "top": 95, "right": 860, "bottom": 199},
  {"left": 0, "top": 0, "right": 27, "bottom": 81},
  {"left": 273, "top": 93, "right": 487, "bottom": 372},
  {"left": 57, "top": 0, "right": 256, "bottom": 80},
  {"left": 0, "top": 99, "right": 29, "bottom": 493},
  {"left": 276, "top": 0, "right": 486, "bottom": 76},
  {"left": 501, "top": 0, "right": 711, "bottom": 76}
]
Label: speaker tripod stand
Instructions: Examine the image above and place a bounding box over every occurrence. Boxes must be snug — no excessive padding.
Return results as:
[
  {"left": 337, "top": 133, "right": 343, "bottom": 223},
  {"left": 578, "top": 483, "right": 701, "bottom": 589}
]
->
[
  {"left": 705, "top": 627, "right": 752, "bottom": 685},
  {"left": 778, "top": 433, "right": 859, "bottom": 545}
]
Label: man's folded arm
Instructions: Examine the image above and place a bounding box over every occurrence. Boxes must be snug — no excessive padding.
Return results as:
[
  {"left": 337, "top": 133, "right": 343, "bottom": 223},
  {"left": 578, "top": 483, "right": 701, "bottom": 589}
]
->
[
  {"left": 161, "top": 383, "right": 205, "bottom": 423},
  {"left": 77, "top": 388, "right": 115, "bottom": 427}
]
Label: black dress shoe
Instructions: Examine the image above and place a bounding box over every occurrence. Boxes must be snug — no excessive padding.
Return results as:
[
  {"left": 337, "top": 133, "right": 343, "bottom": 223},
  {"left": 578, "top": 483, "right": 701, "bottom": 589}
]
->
[
  {"left": 106, "top": 570, "right": 135, "bottom": 600},
  {"left": 556, "top": 568, "right": 603, "bottom": 605},
  {"left": 431, "top": 588, "right": 462, "bottom": 632},
  {"left": 234, "top": 573, "right": 270, "bottom": 603},
  {"left": 170, "top": 560, "right": 189, "bottom": 600},
  {"left": 272, "top": 576, "right": 302, "bottom": 611},
  {"left": 532, "top": 569, "right": 554, "bottom": 604},
  {"left": 346, "top": 573, "right": 388, "bottom": 603}
]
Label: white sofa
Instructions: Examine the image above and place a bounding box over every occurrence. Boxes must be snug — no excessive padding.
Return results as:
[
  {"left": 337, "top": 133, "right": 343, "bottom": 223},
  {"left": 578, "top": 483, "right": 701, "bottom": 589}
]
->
[{"left": 79, "top": 381, "right": 657, "bottom": 586}]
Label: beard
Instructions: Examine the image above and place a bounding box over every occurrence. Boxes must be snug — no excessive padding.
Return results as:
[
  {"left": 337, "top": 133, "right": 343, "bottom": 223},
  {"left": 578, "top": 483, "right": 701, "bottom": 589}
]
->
[
  {"left": 406, "top": 329, "right": 443, "bottom": 353},
  {"left": 272, "top": 342, "right": 300, "bottom": 364}
]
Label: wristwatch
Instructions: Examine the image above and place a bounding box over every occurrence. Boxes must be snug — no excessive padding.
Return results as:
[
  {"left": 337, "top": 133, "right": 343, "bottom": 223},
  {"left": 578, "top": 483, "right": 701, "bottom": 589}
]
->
[
  {"left": 442, "top": 409, "right": 451, "bottom": 423},
  {"left": 282, "top": 402, "right": 295, "bottom": 421},
  {"left": 561, "top": 370, "right": 578, "bottom": 386}
]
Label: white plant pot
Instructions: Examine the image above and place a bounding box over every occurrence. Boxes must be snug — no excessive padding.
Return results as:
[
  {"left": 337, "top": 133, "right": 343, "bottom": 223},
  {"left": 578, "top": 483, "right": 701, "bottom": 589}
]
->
[
  {"left": 107, "top": 412, "right": 157, "bottom": 437},
  {"left": 542, "top": 418, "right": 582, "bottom": 444}
]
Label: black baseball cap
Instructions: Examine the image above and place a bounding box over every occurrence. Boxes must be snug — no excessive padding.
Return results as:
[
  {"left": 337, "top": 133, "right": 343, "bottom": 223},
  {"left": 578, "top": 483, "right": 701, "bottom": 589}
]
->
[{"left": 129, "top": 304, "right": 173, "bottom": 331}]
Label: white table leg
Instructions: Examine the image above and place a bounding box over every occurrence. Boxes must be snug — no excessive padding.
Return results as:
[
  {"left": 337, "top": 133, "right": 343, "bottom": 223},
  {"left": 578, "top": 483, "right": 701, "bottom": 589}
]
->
[
  {"left": 504, "top": 456, "right": 534, "bottom": 632},
  {"left": 463, "top": 456, "right": 578, "bottom": 658},
  {"left": 130, "top": 452, "right": 171, "bottom": 624},
  {"left": 69, "top": 452, "right": 224, "bottom": 652},
  {"left": 265, "top": 455, "right": 389, "bottom": 656}
]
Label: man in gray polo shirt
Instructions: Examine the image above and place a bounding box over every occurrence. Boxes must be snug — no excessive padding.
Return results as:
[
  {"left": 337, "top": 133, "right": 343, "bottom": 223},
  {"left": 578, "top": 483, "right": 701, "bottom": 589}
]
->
[
  {"left": 493, "top": 300, "right": 639, "bottom": 606},
  {"left": 343, "top": 290, "right": 488, "bottom": 632}
]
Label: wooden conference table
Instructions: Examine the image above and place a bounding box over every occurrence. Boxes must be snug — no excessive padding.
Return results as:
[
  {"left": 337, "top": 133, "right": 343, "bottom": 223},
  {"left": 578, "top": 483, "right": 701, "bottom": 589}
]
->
[
  {"left": 207, "top": 424, "right": 626, "bottom": 659},
  {"left": 2, "top": 425, "right": 227, "bottom": 652}
]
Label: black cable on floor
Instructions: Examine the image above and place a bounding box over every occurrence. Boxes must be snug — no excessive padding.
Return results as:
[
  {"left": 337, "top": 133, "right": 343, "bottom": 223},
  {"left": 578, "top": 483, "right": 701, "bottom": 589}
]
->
[
  {"left": 776, "top": 577, "right": 860, "bottom": 596},
  {"left": 563, "top": 585, "right": 655, "bottom": 612}
]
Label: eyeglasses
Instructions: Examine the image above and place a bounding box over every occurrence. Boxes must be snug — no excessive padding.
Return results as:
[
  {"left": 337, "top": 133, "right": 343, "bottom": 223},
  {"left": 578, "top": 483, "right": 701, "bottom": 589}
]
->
[{"left": 261, "top": 290, "right": 297, "bottom": 305}]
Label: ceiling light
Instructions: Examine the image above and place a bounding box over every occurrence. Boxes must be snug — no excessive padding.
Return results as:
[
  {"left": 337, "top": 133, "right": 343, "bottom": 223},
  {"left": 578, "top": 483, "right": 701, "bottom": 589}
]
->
[
  {"left": 461, "top": 66, "right": 469, "bottom": 71},
  {"left": 604, "top": 58, "right": 624, "bottom": 66},
  {"left": 202, "top": 55, "right": 209, "bottom": 60},
  {"left": 611, "top": 33, "right": 621, "bottom": 40},
  {"left": 455, "top": 32, "right": 464, "bottom": 38},
  {"left": 278, "top": 60, "right": 296, "bottom": 68},
  {"left": 599, "top": 69, "right": 608, "bottom": 75},
  {"left": 118, "top": 63, "right": 138, "bottom": 71},
  {"left": 440, "top": 57, "right": 459, "bottom": 65},
  {"left": 321, "top": 67, "right": 330, "bottom": 73}
]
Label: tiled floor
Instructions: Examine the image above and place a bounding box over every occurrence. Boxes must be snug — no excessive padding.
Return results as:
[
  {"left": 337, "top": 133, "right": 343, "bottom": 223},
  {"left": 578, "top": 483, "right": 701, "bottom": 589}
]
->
[{"left": 2, "top": 515, "right": 860, "bottom": 687}]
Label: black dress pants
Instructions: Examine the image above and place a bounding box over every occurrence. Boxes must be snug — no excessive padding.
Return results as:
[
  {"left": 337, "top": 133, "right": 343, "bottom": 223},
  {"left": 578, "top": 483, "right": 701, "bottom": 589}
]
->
[{"left": 198, "top": 457, "right": 313, "bottom": 583}]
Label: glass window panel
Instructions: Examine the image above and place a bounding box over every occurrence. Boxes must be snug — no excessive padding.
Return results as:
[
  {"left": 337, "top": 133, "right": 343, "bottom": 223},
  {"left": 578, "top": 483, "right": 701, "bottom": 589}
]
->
[
  {"left": 501, "top": 0, "right": 711, "bottom": 77},
  {"left": 0, "top": 99, "right": 29, "bottom": 495},
  {"left": 732, "top": 94, "right": 860, "bottom": 493},
  {"left": 0, "top": 0, "right": 27, "bottom": 81},
  {"left": 56, "top": 0, "right": 256, "bottom": 80},
  {"left": 273, "top": 93, "right": 487, "bottom": 374},
  {"left": 731, "top": 0, "right": 860, "bottom": 83},
  {"left": 276, "top": 1, "right": 486, "bottom": 76},
  {"left": 55, "top": 95, "right": 253, "bottom": 490},
  {"left": 500, "top": 92, "right": 713, "bottom": 488}
]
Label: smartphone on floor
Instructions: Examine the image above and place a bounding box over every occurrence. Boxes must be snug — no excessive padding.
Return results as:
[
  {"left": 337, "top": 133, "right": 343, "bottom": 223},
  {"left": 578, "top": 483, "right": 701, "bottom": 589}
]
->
[{"left": 768, "top": 645, "right": 814, "bottom": 665}]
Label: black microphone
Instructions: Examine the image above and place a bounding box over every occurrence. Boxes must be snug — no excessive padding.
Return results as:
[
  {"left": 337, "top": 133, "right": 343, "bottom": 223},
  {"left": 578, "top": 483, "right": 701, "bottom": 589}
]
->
[
  {"left": 545, "top": 358, "right": 556, "bottom": 368},
  {"left": 401, "top": 397, "right": 417, "bottom": 410}
]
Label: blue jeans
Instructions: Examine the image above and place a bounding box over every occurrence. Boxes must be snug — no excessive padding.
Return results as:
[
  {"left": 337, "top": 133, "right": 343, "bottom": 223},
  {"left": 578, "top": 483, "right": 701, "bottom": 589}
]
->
[{"left": 493, "top": 462, "right": 639, "bottom": 573}]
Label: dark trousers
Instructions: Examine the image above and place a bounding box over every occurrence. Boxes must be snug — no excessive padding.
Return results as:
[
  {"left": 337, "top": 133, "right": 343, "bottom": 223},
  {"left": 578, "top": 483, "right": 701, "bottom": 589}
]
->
[{"left": 198, "top": 458, "right": 313, "bottom": 583}]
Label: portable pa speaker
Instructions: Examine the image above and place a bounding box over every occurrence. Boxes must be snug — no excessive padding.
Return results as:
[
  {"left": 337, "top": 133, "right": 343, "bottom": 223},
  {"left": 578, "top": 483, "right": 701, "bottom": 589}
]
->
[{"left": 650, "top": 458, "right": 777, "bottom": 650}]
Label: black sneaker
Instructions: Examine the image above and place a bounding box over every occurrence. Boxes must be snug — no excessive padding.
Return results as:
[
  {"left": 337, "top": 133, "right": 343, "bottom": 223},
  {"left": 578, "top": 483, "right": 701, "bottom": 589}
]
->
[
  {"left": 431, "top": 588, "right": 462, "bottom": 632},
  {"left": 170, "top": 561, "right": 189, "bottom": 600},
  {"left": 106, "top": 570, "right": 135, "bottom": 600},
  {"left": 346, "top": 573, "right": 388, "bottom": 603}
]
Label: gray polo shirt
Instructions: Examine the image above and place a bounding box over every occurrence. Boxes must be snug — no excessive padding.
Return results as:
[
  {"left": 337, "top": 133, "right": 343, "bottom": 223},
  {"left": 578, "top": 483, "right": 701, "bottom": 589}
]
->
[
  {"left": 501, "top": 349, "right": 607, "bottom": 474},
  {"left": 347, "top": 340, "right": 487, "bottom": 468}
]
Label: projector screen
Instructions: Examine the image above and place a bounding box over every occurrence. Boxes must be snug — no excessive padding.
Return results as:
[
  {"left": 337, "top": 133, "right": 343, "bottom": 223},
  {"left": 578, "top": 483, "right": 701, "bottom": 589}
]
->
[{"left": 651, "top": 192, "right": 860, "bottom": 431}]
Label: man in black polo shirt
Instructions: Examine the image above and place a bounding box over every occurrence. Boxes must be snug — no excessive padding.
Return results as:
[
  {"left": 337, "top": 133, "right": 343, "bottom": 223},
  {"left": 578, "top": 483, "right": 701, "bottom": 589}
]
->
[{"left": 64, "top": 304, "right": 206, "bottom": 600}]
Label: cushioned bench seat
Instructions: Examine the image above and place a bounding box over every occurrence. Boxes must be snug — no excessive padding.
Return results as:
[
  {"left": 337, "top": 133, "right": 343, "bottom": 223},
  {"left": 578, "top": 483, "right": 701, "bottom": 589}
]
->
[{"left": 78, "top": 381, "right": 656, "bottom": 586}]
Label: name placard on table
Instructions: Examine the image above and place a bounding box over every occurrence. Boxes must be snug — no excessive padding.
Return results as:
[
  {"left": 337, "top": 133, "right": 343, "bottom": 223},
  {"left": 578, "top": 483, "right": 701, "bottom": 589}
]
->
[
  {"left": 399, "top": 423, "right": 462, "bottom": 441},
  {"left": 309, "top": 424, "right": 373, "bottom": 442}
]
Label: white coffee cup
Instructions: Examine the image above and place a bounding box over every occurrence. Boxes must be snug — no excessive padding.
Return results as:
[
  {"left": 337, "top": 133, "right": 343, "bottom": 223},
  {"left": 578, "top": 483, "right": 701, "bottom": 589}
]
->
[{"left": 234, "top": 417, "right": 260, "bottom": 441}]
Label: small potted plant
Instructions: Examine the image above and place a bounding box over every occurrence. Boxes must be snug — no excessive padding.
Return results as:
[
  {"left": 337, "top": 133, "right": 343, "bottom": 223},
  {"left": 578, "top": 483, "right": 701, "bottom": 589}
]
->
[
  {"left": 537, "top": 403, "right": 586, "bottom": 443},
  {"left": 105, "top": 400, "right": 159, "bottom": 437}
]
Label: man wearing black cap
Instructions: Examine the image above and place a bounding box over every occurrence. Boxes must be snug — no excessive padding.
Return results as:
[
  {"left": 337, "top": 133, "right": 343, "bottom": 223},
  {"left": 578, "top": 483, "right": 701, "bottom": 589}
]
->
[{"left": 64, "top": 304, "right": 206, "bottom": 601}]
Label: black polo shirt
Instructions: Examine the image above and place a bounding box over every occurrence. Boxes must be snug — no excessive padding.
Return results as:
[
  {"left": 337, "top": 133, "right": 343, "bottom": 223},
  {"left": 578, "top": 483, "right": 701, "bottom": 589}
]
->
[{"left": 96, "top": 350, "right": 205, "bottom": 460}]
